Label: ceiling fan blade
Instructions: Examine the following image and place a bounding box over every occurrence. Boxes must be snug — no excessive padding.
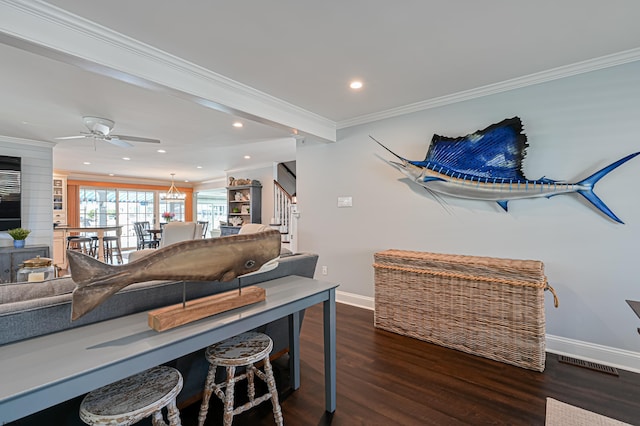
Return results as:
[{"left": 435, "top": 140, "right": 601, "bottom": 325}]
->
[
  {"left": 55, "top": 135, "right": 87, "bottom": 140},
  {"left": 111, "top": 134, "right": 161, "bottom": 144},
  {"left": 106, "top": 137, "right": 134, "bottom": 148}
]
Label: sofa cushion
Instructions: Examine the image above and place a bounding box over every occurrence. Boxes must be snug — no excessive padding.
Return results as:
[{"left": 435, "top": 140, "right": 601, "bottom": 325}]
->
[{"left": 0, "top": 277, "right": 75, "bottom": 305}]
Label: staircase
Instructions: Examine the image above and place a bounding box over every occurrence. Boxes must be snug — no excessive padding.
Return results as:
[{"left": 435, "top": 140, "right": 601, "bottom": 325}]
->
[{"left": 272, "top": 180, "right": 293, "bottom": 242}]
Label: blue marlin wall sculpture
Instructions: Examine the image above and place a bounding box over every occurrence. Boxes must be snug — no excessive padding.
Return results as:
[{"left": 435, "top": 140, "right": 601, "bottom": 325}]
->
[{"left": 373, "top": 117, "right": 640, "bottom": 223}]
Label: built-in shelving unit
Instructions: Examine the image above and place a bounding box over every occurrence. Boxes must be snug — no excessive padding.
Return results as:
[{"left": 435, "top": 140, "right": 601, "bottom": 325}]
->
[
  {"left": 52, "top": 175, "right": 67, "bottom": 226},
  {"left": 223, "top": 183, "right": 262, "bottom": 235}
]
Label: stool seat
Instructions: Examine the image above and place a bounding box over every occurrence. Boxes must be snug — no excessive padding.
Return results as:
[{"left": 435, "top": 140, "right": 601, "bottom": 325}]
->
[
  {"left": 68, "top": 237, "right": 93, "bottom": 255},
  {"left": 206, "top": 332, "right": 273, "bottom": 366},
  {"left": 198, "top": 332, "right": 283, "bottom": 426},
  {"left": 80, "top": 366, "right": 183, "bottom": 426}
]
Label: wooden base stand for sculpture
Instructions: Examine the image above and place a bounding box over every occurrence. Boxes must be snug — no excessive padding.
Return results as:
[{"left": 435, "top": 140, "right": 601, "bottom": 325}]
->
[{"left": 148, "top": 286, "right": 266, "bottom": 332}]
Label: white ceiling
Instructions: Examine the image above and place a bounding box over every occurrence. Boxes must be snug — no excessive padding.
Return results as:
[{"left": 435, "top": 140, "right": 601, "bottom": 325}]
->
[{"left": 2, "top": 0, "right": 640, "bottom": 184}]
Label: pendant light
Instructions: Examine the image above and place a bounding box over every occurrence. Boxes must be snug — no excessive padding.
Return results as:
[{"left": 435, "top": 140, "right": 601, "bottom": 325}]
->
[{"left": 164, "top": 173, "right": 186, "bottom": 200}]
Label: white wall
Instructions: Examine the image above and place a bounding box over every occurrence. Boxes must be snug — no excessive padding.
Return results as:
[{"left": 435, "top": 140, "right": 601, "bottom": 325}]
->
[
  {"left": 297, "top": 60, "right": 640, "bottom": 370},
  {"left": 0, "top": 138, "right": 54, "bottom": 249}
]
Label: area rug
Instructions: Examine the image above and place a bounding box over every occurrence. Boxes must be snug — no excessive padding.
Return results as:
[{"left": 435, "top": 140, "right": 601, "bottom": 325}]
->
[{"left": 546, "top": 398, "right": 633, "bottom": 426}]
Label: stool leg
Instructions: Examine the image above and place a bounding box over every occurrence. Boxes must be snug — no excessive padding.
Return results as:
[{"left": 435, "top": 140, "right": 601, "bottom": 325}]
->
[
  {"left": 151, "top": 410, "right": 167, "bottom": 426},
  {"left": 166, "top": 399, "right": 182, "bottom": 426},
  {"left": 263, "top": 357, "right": 283, "bottom": 426},
  {"left": 247, "top": 365, "right": 256, "bottom": 404},
  {"left": 115, "top": 238, "right": 123, "bottom": 264},
  {"left": 104, "top": 241, "right": 111, "bottom": 264},
  {"left": 222, "top": 366, "right": 236, "bottom": 426},
  {"left": 198, "top": 365, "right": 217, "bottom": 426}
]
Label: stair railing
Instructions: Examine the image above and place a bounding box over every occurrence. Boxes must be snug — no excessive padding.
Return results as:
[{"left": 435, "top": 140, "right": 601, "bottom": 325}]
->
[{"left": 272, "top": 180, "right": 292, "bottom": 241}]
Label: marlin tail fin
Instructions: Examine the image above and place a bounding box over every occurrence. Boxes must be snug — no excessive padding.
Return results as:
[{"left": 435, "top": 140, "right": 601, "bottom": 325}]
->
[{"left": 576, "top": 152, "right": 640, "bottom": 224}]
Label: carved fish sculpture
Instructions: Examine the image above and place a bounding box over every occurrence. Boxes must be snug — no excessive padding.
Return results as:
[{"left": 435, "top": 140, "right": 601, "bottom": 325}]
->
[
  {"left": 68, "top": 229, "right": 282, "bottom": 320},
  {"left": 374, "top": 117, "right": 640, "bottom": 223}
]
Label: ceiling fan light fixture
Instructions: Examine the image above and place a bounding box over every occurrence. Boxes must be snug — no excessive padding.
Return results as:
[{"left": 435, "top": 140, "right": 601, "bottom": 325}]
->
[
  {"left": 163, "top": 173, "right": 186, "bottom": 201},
  {"left": 83, "top": 116, "right": 115, "bottom": 135}
]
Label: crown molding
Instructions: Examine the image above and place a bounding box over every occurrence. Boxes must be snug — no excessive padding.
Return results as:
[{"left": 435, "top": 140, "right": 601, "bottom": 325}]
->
[
  {"left": 0, "top": 0, "right": 336, "bottom": 142},
  {"left": 0, "top": 134, "right": 55, "bottom": 148},
  {"left": 62, "top": 171, "right": 190, "bottom": 187},
  {"left": 337, "top": 47, "right": 640, "bottom": 130},
  {"left": 225, "top": 162, "right": 277, "bottom": 175}
]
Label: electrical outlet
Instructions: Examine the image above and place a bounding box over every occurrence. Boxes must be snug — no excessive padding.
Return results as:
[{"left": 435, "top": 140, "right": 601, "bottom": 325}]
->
[{"left": 322, "top": 266, "right": 328, "bottom": 275}]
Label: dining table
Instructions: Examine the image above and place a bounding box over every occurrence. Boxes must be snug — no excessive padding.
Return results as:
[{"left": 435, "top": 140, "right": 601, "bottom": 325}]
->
[
  {"left": 147, "top": 228, "right": 162, "bottom": 242},
  {"left": 57, "top": 225, "right": 123, "bottom": 265}
]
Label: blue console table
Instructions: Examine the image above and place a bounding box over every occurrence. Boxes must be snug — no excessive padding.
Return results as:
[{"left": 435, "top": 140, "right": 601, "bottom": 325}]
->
[{"left": 0, "top": 275, "right": 338, "bottom": 423}]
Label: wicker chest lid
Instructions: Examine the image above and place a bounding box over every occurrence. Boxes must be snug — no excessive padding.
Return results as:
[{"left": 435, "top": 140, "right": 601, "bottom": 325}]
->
[{"left": 374, "top": 249, "right": 548, "bottom": 290}]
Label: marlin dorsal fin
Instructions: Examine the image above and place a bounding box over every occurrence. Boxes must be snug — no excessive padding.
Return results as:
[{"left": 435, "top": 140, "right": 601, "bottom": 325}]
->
[{"left": 425, "top": 117, "right": 529, "bottom": 181}]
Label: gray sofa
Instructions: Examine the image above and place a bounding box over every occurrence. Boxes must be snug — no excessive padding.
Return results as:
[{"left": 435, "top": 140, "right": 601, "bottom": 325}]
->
[{"left": 0, "top": 252, "right": 318, "bottom": 421}]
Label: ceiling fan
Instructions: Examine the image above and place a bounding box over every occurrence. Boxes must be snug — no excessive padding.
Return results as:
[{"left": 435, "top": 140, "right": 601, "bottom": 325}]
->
[{"left": 55, "top": 116, "right": 161, "bottom": 148}]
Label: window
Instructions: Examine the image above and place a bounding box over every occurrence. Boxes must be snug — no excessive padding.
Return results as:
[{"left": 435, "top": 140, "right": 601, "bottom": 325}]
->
[
  {"left": 79, "top": 188, "right": 117, "bottom": 228},
  {"left": 159, "top": 200, "right": 185, "bottom": 223},
  {"left": 79, "top": 187, "right": 187, "bottom": 249},
  {"left": 196, "top": 189, "right": 227, "bottom": 231},
  {"left": 118, "top": 190, "right": 156, "bottom": 249}
]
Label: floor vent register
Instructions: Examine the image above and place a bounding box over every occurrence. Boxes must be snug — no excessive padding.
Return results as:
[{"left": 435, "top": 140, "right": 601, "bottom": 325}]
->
[{"left": 558, "top": 355, "right": 619, "bottom": 376}]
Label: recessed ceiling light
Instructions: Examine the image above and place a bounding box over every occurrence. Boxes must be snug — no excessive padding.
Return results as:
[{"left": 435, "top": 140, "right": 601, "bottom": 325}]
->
[
  {"left": 244, "top": 155, "right": 251, "bottom": 159},
  {"left": 196, "top": 165, "right": 203, "bottom": 169},
  {"left": 350, "top": 80, "right": 363, "bottom": 89},
  {"left": 184, "top": 180, "right": 189, "bottom": 183},
  {"left": 122, "top": 157, "right": 130, "bottom": 161},
  {"left": 233, "top": 122, "right": 243, "bottom": 128},
  {"left": 108, "top": 173, "right": 114, "bottom": 176},
  {"left": 157, "top": 149, "right": 166, "bottom": 153},
  {"left": 83, "top": 161, "right": 91, "bottom": 165}
]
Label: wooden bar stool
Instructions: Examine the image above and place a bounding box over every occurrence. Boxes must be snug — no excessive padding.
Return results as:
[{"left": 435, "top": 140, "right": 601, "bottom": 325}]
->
[
  {"left": 103, "top": 236, "right": 123, "bottom": 264},
  {"left": 68, "top": 236, "right": 93, "bottom": 255},
  {"left": 198, "top": 332, "right": 283, "bottom": 426},
  {"left": 89, "top": 236, "right": 100, "bottom": 258},
  {"left": 66, "top": 235, "right": 80, "bottom": 248},
  {"left": 79, "top": 366, "right": 183, "bottom": 426}
]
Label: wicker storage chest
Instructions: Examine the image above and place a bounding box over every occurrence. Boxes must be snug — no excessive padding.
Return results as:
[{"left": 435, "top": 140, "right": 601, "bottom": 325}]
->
[{"left": 373, "top": 250, "right": 553, "bottom": 372}]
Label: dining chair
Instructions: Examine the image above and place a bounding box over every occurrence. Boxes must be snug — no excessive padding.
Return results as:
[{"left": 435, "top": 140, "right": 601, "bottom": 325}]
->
[
  {"left": 128, "top": 222, "right": 202, "bottom": 262},
  {"left": 133, "top": 221, "right": 158, "bottom": 250},
  {"left": 197, "top": 221, "right": 209, "bottom": 238}
]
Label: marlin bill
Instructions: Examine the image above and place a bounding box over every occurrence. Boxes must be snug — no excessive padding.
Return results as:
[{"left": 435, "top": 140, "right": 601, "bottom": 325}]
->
[{"left": 373, "top": 117, "right": 640, "bottom": 223}]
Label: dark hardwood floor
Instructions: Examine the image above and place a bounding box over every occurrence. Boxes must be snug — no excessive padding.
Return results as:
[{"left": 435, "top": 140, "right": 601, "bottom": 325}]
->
[{"left": 182, "top": 302, "right": 640, "bottom": 426}]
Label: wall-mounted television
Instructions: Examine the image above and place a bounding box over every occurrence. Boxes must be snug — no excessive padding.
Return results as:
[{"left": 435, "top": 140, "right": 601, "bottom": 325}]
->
[{"left": 0, "top": 155, "right": 21, "bottom": 231}]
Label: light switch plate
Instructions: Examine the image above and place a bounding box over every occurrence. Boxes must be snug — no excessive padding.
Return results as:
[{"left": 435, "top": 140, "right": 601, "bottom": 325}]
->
[{"left": 337, "top": 196, "right": 352, "bottom": 207}]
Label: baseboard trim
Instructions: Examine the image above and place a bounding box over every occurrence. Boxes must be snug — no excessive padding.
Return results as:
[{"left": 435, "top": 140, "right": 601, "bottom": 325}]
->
[
  {"left": 336, "top": 290, "right": 374, "bottom": 310},
  {"left": 336, "top": 290, "right": 640, "bottom": 373},
  {"left": 546, "top": 334, "right": 640, "bottom": 374}
]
